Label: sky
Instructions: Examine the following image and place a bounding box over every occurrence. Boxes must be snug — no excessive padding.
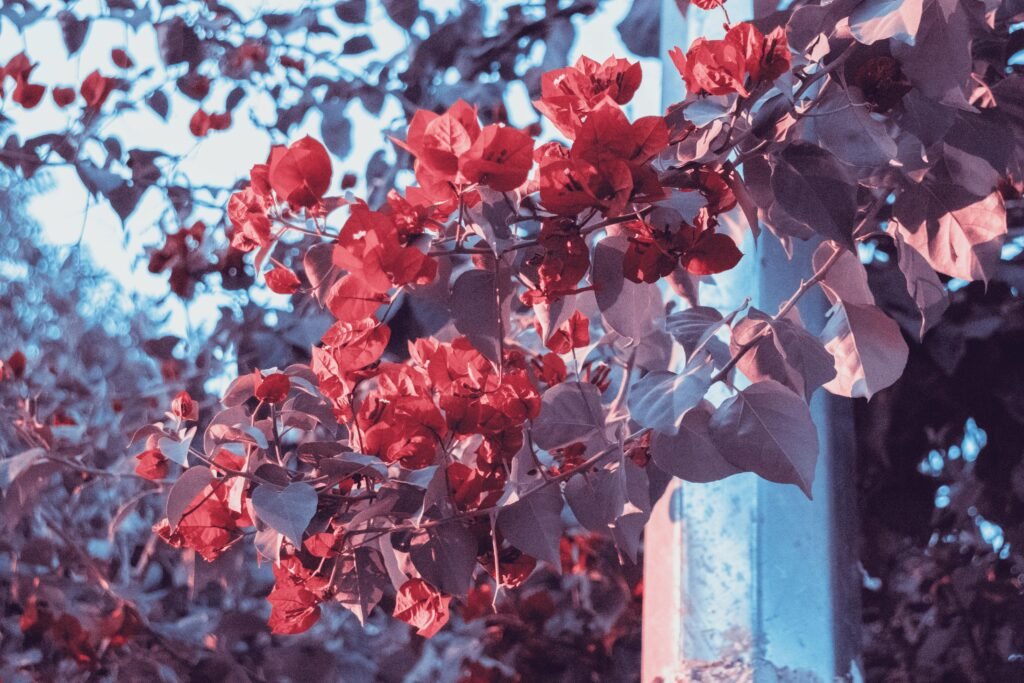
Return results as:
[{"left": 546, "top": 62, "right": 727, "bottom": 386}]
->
[{"left": 2, "top": 0, "right": 661, "bottom": 339}]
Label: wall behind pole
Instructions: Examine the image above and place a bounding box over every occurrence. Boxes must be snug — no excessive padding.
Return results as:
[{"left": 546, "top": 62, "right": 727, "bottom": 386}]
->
[{"left": 642, "top": 1, "right": 861, "bottom": 680}]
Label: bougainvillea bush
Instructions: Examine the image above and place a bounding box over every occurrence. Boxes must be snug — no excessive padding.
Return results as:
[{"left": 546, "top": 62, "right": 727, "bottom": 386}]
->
[{"left": 3, "top": 0, "right": 1024, "bottom": 678}]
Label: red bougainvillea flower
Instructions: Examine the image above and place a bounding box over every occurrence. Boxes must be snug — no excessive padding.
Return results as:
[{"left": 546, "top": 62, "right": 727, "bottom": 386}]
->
[
  {"left": 13, "top": 76, "right": 44, "bottom": 109},
  {"left": 1, "top": 52, "right": 32, "bottom": 96},
  {"left": 539, "top": 103, "right": 667, "bottom": 218},
  {"left": 189, "top": 109, "right": 211, "bottom": 137},
  {"left": 622, "top": 208, "right": 742, "bottom": 283},
  {"left": 2, "top": 53, "right": 45, "bottom": 108},
  {"left": 255, "top": 372, "right": 291, "bottom": 403},
  {"left": 328, "top": 204, "right": 437, "bottom": 321},
  {"left": 80, "top": 70, "right": 116, "bottom": 110},
  {"left": 111, "top": 48, "right": 134, "bottom": 69},
  {"left": 396, "top": 100, "right": 534, "bottom": 192},
  {"left": 854, "top": 55, "right": 913, "bottom": 113},
  {"left": 545, "top": 310, "right": 590, "bottom": 354},
  {"left": 521, "top": 219, "right": 591, "bottom": 304},
  {"left": 170, "top": 390, "right": 198, "bottom": 421},
  {"left": 679, "top": 225, "right": 744, "bottom": 275},
  {"left": 52, "top": 87, "right": 76, "bottom": 108},
  {"left": 188, "top": 110, "right": 230, "bottom": 138},
  {"left": 534, "top": 55, "right": 642, "bottom": 138},
  {"left": 228, "top": 182, "right": 273, "bottom": 253},
  {"left": 5, "top": 350, "right": 26, "bottom": 379},
  {"left": 267, "top": 555, "right": 329, "bottom": 634},
  {"left": 265, "top": 265, "right": 301, "bottom": 294},
  {"left": 459, "top": 124, "right": 534, "bottom": 191},
  {"left": 535, "top": 352, "right": 568, "bottom": 385},
  {"left": 268, "top": 136, "right": 333, "bottom": 209},
  {"left": 670, "top": 38, "right": 748, "bottom": 97},
  {"left": 727, "top": 23, "right": 791, "bottom": 85},
  {"left": 670, "top": 23, "right": 791, "bottom": 97},
  {"left": 135, "top": 449, "right": 169, "bottom": 481},
  {"left": 693, "top": 0, "right": 726, "bottom": 8},
  {"left": 319, "top": 318, "right": 390, "bottom": 373},
  {"left": 393, "top": 578, "right": 452, "bottom": 638},
  {"left": 154, "top": 470, "right": 253, "bottom": 562}
]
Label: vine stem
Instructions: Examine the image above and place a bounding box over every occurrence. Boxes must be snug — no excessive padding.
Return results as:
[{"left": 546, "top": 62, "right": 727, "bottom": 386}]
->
[{"left": 346, "top": 430, "right": 650, "bottom": 539}]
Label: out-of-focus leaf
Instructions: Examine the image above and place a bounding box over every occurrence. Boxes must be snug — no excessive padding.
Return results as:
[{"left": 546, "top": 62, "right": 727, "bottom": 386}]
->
[
  {"left": 320, "top": 100, "right": 352, "bottom": 159},
  {"left": 383, "top": 0, "right": 419, "bottom": 30},
  {"left": 343, "top": 35, "right": 374, "bottom": 54},
  {"left": 616, "top": 0, "right": 659, "bottom": 58},
  {"left": 849, "top": 0, "right": 923, "bottom": 45},
  {"left": 58, "top": 11, "right": 90, "bottom": 56},
  {"left": 156, "top": 17, "right": 200, "bottom": 67},
  {"left": 334, "top": 0, "right": 367, "bottom": 23}
]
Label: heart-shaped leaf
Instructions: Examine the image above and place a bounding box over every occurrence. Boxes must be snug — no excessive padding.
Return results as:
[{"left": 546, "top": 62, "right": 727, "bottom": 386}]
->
[
  {"left": 252, "top": 482, "right": 318, "bottom": 547},
  {"left": 627, "top": 354, "right": 714, "bottom": 435},
  {"left": 166, "top": 466, "right": 214, "bottom": 530},
  {"left": 709, "top": 380, "right": 819, "bottom": 498}
]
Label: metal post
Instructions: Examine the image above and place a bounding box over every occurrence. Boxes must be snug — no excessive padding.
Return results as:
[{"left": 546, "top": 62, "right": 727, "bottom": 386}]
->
[{"left": 641, "top": 2, "right": 860, "bottom": 680}]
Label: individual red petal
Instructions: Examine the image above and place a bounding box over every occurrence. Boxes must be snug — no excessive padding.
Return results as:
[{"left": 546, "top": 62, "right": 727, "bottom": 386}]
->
[
  {"left": 537, "top": 352, "right": 567, "bottom": 385},
  {"left": 189, "top": 108, "right": 211, "bottom": 137},
  {"left": 681, "top": 231, "right": 743, "bottom": 275},
  {"left": 6, "top": 350, "right": 26, "bottom": 379},
  {"left": 320, "top": 318, "right": 390, "bottom": 371},
  {"left": 325, "top": 274, "right": 389, "bottom": 321},
  {"left": 255, "top": 372, "right": 291, "bottom": 403},
  {"left": 209, "top": 111, "right": 232, "bottom": 130},
  {"left": 80, "top": 70, "right": 116, "bottom": 110},
  {"left": 171, "top": 390, "right": 199, "bottom": 421},
  {"left": 4, "top": 52, "right": 33, "bottom": 82},
  {"left": 135, "top": 449, "right": 169, "bottom": 481},
  {"left": 279, "top": 55, "right": 306, "bottom": 72},
  {"left": 111, "top": 48, "right": 134, "bottom": 69},
  {"left": 393, "top": 578, "right": 451, "bottom": 638},
  {"left": 265, "top": 265, "right": 301, "bottom": 294},
  {"left": 52, "top": 86, "right": 76, "bottom": 108},
  {"left": 268, "top": 136, "right": 333, "bottom": 208},
  {"left": 12, "top": 78, "right": 44, "bottom": 109},
  {"left": 303, "top": 531, "right": 343, "bottom": 558},
  {"left": 267, "top": 583, "right": 322, "bottom": 634},
  {"left": 544, "top": 310, "right": 590, "bottom": 353},
  {"left": 415, "top": 101, "right": 479, "bottom": 179}
]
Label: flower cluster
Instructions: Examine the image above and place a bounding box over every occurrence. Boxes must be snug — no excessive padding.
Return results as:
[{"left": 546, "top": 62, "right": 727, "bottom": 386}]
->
[{"left": 137, "top": 16, "right": 798, "bottom": 639}]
